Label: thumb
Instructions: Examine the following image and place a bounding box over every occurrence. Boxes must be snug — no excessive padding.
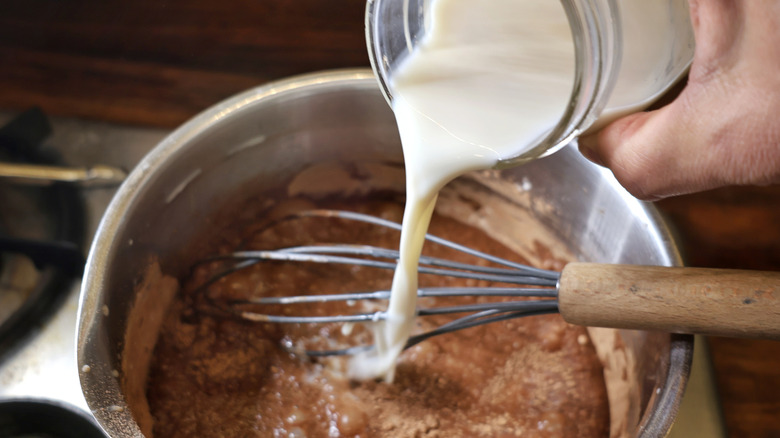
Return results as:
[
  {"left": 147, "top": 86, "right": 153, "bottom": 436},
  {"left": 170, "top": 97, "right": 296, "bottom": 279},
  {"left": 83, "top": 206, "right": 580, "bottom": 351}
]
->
[{"left": 578, "top": 96, "right": 710, "bottom": 201}]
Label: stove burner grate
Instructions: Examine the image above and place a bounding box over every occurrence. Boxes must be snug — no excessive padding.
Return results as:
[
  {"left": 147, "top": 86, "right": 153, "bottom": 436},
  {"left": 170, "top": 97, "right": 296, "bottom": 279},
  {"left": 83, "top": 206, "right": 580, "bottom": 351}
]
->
[
  {"left": 0, "top": 108, "right": 85, "bottom": 362},
  {"left": 0, "top": 399, "right": 106, "bottom": 438}
]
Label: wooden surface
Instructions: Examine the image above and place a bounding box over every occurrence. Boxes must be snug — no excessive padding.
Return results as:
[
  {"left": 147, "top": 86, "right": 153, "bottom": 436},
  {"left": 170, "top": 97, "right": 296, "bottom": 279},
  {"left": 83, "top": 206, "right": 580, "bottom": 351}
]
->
[
  {"left": 2, "top": 2, "right": 780, "bottom": 436},
  {"left": 657, "top": 188, "right": 780, "bottom": 438},
  {"left": 0, "top": 0, "right": 368, "bottom": 128}
]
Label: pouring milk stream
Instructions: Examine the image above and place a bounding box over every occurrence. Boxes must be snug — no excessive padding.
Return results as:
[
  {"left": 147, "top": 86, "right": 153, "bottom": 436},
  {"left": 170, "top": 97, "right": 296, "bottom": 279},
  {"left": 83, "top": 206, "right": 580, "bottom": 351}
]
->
[{"left": 349, "top": 0, "right": 693, "bottom": 380}]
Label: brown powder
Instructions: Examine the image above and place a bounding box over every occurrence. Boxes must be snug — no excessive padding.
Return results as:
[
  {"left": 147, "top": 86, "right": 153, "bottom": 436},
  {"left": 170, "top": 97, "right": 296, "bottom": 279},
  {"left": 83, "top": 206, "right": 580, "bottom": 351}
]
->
[{"left": 145, "top": 199, "right": 609, "bottom": 437}]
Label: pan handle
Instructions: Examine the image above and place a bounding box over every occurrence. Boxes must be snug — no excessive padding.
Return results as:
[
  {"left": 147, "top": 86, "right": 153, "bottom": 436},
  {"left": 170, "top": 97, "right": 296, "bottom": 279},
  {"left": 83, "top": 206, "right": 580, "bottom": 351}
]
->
[{"left": 0, "top": 162, "right": 126, "bottom": 187}]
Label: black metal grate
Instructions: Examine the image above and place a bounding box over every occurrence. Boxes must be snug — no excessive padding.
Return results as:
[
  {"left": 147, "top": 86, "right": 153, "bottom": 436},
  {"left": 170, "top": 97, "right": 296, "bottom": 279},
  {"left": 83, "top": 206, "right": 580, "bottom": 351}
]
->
[{"left": 0, "top": 108, "right": 85, "bottom": 362}]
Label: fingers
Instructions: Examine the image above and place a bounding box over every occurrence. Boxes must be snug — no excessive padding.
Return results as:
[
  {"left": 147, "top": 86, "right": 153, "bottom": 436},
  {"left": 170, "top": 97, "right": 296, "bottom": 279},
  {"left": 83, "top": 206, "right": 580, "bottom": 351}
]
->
[
  {"left": 579, "top": 96, "right": 705, "bottom": 201},
  {"left": 580, "top": 76, "right": 780, "bottom": 201},
  {"left": 578, "top": 0, "right": 780, "bottom": 201}
]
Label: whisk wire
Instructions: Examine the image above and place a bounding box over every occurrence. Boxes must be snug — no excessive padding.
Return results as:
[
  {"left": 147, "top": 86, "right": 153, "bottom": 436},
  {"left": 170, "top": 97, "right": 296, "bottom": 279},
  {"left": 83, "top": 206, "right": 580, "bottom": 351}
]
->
[
  {"left": 240, "top": 287, "right": 557, "bottom": 306},
  {"left": 208, "top": 245, "right": 558, "bottom": 286},
  {"left": 304, "top": 305, "right": 559, "bottom": 357},
  {"left": 195, "top": 209, "right": 562, "bottom": 357},
  {"left": 296, "top": 210, "right": 559, "bottom": 280}
]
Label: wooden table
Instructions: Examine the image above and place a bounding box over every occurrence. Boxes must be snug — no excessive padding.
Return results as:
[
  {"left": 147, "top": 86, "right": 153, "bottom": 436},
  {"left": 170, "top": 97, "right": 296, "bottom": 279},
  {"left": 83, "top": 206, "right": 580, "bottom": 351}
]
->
[
  {"left": 2, "top": 1, "right": 780, "bottom": 435},
  {"left": 658, "top": 188, "right": 780, "bottom": 437}
]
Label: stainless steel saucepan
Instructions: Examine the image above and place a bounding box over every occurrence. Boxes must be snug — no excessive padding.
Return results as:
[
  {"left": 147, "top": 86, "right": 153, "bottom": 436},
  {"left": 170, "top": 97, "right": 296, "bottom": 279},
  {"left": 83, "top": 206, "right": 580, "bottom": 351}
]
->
[{"left": 77, "top": 69, "right": 692, "bottom": 438}]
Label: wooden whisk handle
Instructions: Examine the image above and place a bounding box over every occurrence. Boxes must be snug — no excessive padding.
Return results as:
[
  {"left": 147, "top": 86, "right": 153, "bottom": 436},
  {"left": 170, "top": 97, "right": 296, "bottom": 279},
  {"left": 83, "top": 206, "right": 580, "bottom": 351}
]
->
[{"left": 558, "top": 263, "right": 780, "bottom": 339}]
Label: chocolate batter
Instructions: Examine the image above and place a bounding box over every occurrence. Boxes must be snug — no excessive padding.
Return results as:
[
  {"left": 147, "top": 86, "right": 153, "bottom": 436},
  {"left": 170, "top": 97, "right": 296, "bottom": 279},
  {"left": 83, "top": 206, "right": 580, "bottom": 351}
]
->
[{"left": 146, "top": 199, "right": 609, "bottom": 437}]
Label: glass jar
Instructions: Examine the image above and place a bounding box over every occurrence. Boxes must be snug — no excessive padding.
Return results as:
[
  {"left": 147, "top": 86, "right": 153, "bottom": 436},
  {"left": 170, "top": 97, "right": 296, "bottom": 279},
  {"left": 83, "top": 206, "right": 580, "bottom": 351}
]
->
[{"left": 365, "top": 0, "right": 695, "bottom": 165}]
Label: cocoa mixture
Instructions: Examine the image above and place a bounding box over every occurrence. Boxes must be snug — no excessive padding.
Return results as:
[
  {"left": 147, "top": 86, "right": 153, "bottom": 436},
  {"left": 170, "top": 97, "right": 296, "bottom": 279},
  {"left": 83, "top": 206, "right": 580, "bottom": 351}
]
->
[{"left": 146, "top": 199, "right": 609, "bottom": 437}]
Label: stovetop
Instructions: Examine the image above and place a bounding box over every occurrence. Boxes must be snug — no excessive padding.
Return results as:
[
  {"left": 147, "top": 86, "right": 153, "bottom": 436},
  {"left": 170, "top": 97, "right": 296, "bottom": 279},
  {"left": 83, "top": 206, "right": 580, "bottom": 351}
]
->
[
  {"left": 0, "top": 110, "right": 166, "bottom": 432},
  {"left": 0, "top": 110, "right": 724, "bottom": 437}
]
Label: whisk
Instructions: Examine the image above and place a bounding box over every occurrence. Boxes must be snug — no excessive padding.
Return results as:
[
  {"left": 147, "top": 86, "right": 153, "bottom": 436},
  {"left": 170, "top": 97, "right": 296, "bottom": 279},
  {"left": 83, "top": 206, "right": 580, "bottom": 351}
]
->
[{"left": 194, "top": 209, "right": 780, "bottom": 356}]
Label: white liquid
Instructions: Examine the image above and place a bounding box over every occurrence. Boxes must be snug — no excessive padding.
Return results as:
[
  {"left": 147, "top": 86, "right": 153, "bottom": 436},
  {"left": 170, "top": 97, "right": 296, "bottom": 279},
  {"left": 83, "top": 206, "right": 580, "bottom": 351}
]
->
[
  {"left": 348, "top": 0, "right": 574, "bottom": 381},
  {"left": 348, "top": 0, "right": 691, "bottom": 380},
  {"left": 590, "top": 0, "right": 694, "bottom": 130}
]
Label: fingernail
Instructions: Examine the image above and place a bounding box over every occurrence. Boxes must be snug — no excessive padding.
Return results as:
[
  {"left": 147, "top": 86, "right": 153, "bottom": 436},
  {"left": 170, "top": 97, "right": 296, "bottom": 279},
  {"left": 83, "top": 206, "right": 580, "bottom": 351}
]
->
[{"left": 578, "top": 136, "right": 605, "bottom": 167}]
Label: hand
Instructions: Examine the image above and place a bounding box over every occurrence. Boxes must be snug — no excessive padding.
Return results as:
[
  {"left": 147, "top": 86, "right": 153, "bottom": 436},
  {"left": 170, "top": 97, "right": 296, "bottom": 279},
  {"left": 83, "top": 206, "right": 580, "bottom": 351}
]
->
[{"left": 578, "top": 0, "right": 780, "bottom": 201}]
